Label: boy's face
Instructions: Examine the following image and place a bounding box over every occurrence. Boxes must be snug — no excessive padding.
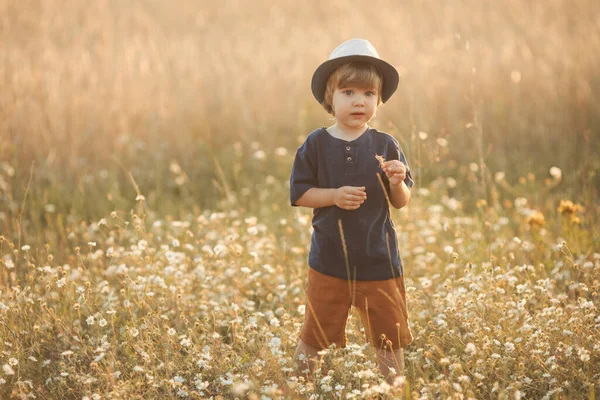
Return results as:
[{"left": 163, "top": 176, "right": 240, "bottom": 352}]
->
[{"left": 331, "top": 85, "right": 379, "bottom": 131}]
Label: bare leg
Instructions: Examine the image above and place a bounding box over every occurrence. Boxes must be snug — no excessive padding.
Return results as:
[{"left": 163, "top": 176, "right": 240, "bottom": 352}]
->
[
  {"left": 375, "top": 347, "right": 405, "bottom": 384},
  {"left": 293, "top": 339, "right": 321, "bottom": 377}
]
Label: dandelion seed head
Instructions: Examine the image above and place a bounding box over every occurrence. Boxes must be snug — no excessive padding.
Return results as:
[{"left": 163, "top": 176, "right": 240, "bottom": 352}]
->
[
  {"left": 274, "top": 147, "right": 288, "bottom": 157},
  {"left": 253, "top": 150, "right": 266, "bottom": 160},
  {"left": 549, "top": 166, "right": 562, "bottom": 180}
]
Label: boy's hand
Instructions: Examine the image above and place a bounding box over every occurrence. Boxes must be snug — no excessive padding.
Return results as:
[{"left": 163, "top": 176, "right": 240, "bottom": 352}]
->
[
  {"left": 383, "top": 160, "right": 407, "bottom": 186},
  {"left": 333, "top": 186, "right": 367, "bottom": 210}
]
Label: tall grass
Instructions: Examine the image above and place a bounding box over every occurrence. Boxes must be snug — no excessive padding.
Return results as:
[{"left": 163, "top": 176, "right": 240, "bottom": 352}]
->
[
  {"left": 1, "top": 0, "right": 599, "bottom": 398},
  {"left": 2, "top": 0, "right": 599, "bottom": 221}
]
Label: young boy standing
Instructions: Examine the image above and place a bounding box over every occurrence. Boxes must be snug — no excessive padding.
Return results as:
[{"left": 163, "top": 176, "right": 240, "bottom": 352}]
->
[{"left": 289, "top": 38, "right": 414, "bottom": 384}]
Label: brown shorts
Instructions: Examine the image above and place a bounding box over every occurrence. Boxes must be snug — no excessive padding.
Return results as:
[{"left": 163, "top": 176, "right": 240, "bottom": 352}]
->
[{"left": 299, "top": 268, "right": 413, "bottom": 351}]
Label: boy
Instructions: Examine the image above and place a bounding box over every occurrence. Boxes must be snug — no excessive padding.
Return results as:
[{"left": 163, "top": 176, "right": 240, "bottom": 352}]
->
[{"left": 289, "top": 38, "right": 414, "bottom": 384}]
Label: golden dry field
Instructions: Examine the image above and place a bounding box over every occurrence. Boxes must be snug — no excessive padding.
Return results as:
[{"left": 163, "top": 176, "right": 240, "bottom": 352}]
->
[{"left": 1, "top": 0, "right": 599, "bottom": 398}]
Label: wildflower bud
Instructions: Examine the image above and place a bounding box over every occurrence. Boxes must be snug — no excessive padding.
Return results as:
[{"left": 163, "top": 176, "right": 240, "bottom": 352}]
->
[
  {"left": 48, "top": 255, "right": 54, "bottom": 262},
  {"left": 111, "top": 211, "right": 117, "bottom": 219}
]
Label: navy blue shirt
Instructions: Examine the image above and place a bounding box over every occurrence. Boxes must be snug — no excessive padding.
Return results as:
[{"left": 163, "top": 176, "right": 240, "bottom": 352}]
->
[{"left": 290, "top": 127, "right": 414, "bottom": 281}]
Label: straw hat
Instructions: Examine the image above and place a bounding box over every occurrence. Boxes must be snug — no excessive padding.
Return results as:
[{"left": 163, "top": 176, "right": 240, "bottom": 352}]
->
[{"left": 311, "top": 38, "right": 399, "bottom": 104}]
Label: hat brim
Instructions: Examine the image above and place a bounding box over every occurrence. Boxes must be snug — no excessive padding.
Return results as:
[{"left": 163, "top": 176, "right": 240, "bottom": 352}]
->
[{"left": 311, "top": 55, "right": 399, "bottom": 104}]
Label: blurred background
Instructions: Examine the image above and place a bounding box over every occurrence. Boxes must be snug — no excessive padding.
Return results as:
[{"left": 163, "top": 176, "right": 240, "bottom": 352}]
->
[{"left": 1, "top": 0, "right": 599, "bottom": 225}]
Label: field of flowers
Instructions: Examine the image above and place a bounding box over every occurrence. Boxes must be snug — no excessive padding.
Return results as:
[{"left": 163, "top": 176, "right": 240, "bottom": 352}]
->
[
  {"left": 1, "top": 0, "right": 599, "bottom": 398},
  {"left": 1, "top": 148, "right": 598, "bottom": 398}
]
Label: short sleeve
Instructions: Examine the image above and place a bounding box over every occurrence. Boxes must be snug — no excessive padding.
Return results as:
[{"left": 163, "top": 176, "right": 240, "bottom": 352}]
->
[
  {"left": 290, "top": 140, "right": 318, "bottom": 206},
  {"left": 386, "top": 138, "right": 414, "bottom": 189}
]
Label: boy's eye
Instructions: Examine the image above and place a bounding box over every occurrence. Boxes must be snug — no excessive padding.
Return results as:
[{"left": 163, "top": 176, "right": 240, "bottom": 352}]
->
[
  {"left": 343, "top": 90, "right": 353, "bottom": 96},
  {"left": 365, "top": 91, "right": 375, "bottom": 96}
]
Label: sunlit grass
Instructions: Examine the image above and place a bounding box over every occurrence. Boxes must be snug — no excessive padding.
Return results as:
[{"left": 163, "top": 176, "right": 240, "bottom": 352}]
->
[
  {"left": 2, "top": 0, "right": 600, "bottom": 220},
  {"left": 1, "top": 0, "right": 600, "bottom": 398},
  {"left": 1, "top": 154, "right": 598, "bottom": 398}
]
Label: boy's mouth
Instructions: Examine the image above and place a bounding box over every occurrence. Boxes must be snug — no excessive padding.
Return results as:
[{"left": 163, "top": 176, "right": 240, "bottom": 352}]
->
[{"left": 350, "top": 112, "right": 365, "bottom": 116}]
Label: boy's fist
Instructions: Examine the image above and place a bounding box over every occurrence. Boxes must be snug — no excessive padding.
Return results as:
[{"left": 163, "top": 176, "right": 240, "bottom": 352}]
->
[
  {"left": 383, "top": 160, "right": 407, "bottom": 186},
  {"left": 333, "top": 186, "right": 367, "bottom": 210}
]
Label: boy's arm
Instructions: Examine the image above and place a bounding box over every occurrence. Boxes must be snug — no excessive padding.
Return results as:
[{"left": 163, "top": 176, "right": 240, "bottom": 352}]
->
[
  {"left": 294, "top": 188, "right": 336, "bottom": 208},
  {"left": 382, "top": 138, "right": 413, "bottom": 210},
  {"left": 389, "top": 181, "right": 411, "bottom": 209},
  {"left": 295, "top": 187, "right": 367, "bottom": 210}
]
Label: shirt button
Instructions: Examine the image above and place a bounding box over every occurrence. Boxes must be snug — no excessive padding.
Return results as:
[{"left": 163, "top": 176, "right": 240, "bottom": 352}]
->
[
  {"left": 346, "top": 146, "right": 351, "bottom": 151},
  {"left": 347, "top": 156, "right": 352, "bottom": 161}
]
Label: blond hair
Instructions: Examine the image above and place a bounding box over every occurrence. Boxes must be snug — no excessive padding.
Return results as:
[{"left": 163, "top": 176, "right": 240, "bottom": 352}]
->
[{"left": 322, "top": 62, "right": 383, "bottom": 115}]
